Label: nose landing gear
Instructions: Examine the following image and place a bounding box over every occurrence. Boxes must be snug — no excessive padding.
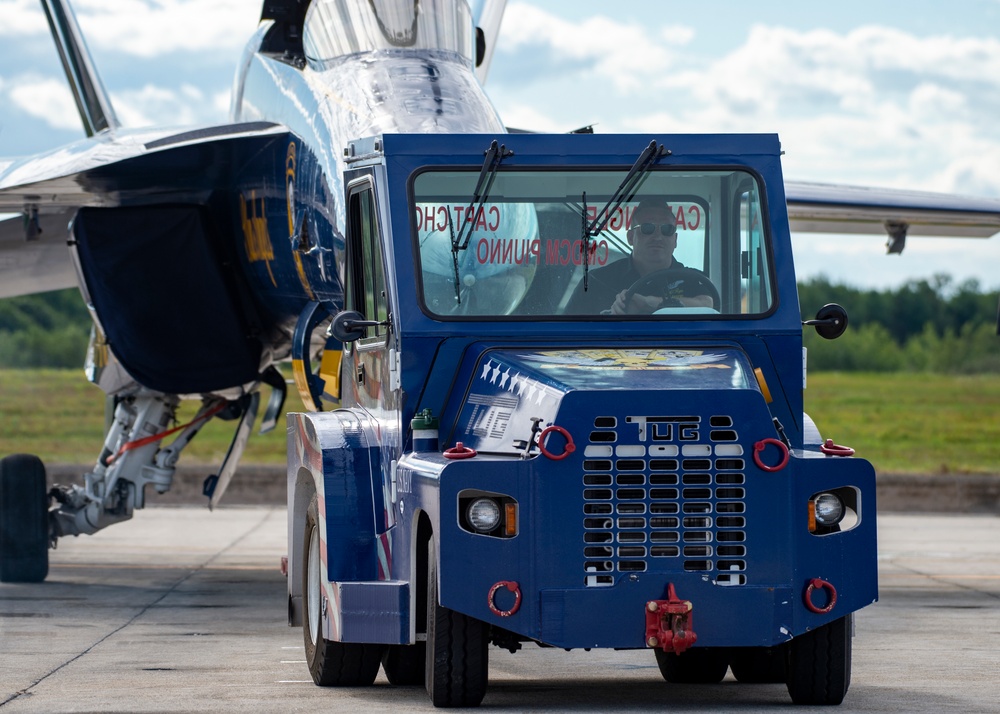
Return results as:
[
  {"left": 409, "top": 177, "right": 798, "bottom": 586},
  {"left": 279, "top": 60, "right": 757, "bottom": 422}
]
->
[{"left": 0, "top": 453, "right": 50, "bottom": 583}]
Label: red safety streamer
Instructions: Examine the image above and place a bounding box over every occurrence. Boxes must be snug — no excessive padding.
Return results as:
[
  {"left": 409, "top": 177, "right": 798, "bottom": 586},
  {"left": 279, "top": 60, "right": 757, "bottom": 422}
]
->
[{"left": 105, "top": 401, "right": 227, "bottom": 465}]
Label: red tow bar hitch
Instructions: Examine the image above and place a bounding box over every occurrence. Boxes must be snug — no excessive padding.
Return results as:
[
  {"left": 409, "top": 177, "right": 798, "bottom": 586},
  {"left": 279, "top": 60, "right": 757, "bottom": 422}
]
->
[{"left": 645, "top": 583, "right": 697, "bottom": 654}]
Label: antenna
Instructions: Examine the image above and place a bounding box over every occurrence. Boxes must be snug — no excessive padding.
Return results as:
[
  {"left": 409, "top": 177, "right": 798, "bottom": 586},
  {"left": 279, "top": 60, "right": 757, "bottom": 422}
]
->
[{"left": 40, "top": 0, "right": 120, "bottom": 137}]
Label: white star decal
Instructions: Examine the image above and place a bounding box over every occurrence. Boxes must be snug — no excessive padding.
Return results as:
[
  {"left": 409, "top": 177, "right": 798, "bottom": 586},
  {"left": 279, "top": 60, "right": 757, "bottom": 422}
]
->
[
  {"left": 507, "top": 373, "right": 520, "bottom": 392},
  {"left": 481, "top": 360, "right": 493, "bottom": 380},
  {"left": 499, "top": 369, "right": 510, "bottom": 388},
  {"left": 490, "top": 365, "right": 501, "bottom": 384}
]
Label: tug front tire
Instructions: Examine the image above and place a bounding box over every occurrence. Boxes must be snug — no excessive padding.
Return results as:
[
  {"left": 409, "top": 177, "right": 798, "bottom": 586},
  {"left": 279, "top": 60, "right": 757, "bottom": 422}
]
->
[
  {"left": 0, "top": 454, "right": 49, "bottom": 583},
  {"left": 425, "top": 538, "right": 489, "bottom": 707},
  {"left": 302, "top": 495, "right": 383, "bottom": 686},
  {"left": 786, "top": 615, "right": 852, "bottom": 705},
  {"left": 654, "top": 647, "right": 729, "bottom": 684}
]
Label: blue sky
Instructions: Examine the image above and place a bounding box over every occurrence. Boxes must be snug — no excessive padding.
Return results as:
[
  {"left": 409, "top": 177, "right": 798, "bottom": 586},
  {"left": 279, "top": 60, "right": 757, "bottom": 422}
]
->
[{"left": 2, "top": 0, "right": 999, "bottom": 290}]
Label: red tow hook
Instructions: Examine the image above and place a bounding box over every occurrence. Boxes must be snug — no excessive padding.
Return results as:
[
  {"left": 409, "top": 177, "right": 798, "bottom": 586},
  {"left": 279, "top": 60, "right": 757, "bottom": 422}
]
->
[
  {"left": 443, "top": 442, "right": 478, "bottom": 459},
  {"left": 645, "top": 583, "right": 697, "bottom": 654},
  {"left": 820, "top": 439, "right": 855, "bottom": 457}
]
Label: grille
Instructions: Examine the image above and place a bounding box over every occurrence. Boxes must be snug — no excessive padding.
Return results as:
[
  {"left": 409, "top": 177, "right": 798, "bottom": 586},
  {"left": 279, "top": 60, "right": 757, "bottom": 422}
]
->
[{"left": 582, "top": 415, "right": 747, "bottom": 587}]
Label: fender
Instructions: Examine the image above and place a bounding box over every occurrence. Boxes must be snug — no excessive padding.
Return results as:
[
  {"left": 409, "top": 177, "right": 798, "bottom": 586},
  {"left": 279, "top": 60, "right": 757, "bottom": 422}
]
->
[{"left": 286, "top": 409, "right": 382, "bottom": 627}]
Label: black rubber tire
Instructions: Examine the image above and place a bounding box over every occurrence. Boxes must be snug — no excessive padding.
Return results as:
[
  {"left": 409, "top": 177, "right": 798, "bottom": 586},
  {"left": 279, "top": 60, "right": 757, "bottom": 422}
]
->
[
  {"left": 654, "top": 647, "right": 729, "bottom": 684},
  {"left": 729, "top": 645, "right": 788, "bottom": 683},
  {"left": 425, "top": 538, "right": 489, "bottom": 707},
  {"left": 302, "top": 495, "right": 383, "bottom": 686},
  {"left": 0, "top": 454, "right": 49, "bottom": 583},
  {"left": 382, "top": 643, "right": 426, "bottom": 685},
  {"left": 786, "top": 615, "right": 852, "bottom": 705}
]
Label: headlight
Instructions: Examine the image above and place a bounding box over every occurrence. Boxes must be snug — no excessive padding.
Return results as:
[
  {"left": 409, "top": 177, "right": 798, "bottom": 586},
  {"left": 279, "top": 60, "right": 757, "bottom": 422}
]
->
[
  {"left": 466, "top": 498, "right": 501, "bottom": 533},
  {"left": 813, "top": 493, "right": 845, "bottom": 526}
]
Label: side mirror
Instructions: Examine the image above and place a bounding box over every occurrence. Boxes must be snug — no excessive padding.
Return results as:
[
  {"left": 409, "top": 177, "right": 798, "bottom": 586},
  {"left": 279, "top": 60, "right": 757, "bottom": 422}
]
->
[
  {"left": 331, "top": 310, "right": 381, "bottom": 343},
  {"left": 803, "top": 303, "right": 849, "bottom": 340}
]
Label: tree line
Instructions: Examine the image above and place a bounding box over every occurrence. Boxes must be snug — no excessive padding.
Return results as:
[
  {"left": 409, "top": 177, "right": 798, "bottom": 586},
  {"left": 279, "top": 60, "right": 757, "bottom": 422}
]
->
[
  {"left": 800, "top": 275, "right": 1000, "bottom": 373},
  {"left": 0, "top": 278, "right": 997, "bottom": 372},
  {"left": 0, "top": 288, "right": 91, "bottom": 369}
]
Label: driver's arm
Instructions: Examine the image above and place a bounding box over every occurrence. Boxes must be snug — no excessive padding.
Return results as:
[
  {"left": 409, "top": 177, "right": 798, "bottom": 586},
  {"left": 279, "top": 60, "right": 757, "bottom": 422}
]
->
[
  {"left": 611, "top": 290, "right": 659, "bottom": 315},
  {"left": 612, "top": 291, "right": 714, "bottom": 314}
]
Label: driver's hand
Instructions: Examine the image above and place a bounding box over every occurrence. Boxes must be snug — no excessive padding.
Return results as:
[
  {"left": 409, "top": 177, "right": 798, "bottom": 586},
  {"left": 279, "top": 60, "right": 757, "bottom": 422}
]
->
[
  {"left": 677, "top": 294, "right": 715, "bottom": 308},
  {"left": 611, "top": 290, "right": 662, "bottom": 315}
]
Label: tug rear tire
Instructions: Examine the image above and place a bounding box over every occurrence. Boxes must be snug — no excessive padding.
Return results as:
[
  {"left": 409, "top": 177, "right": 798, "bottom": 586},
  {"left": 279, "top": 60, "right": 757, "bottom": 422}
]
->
[
  {"left": 425, "top": 538, "right": 489, "bottom": 707},
  {"left": 729, "top": 645, "right": 788, "bottom": 683},
  {"left": 382, "top": 643, "right": 426, "bottom": 685},
  {"left": 654, "top": 647, "right": 729, "bottom": 684},
  {"left": 0, "top": 454, "right": 49, "bottom": 583},
  {"left": 786, "top": 615, "right": 852, "bottom": 705},
  {"left": 302, "top": 495, "right": 383, "bottom": 686}
]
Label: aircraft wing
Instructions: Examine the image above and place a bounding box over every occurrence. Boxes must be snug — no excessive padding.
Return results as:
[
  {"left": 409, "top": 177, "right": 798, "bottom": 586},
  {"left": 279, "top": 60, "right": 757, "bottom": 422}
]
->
[
  {"left": 0, "top": 122, "right": 288, "bottom": 299},
  {"left": 785, "top": 180, "right": 1000, "bottom": 251}
]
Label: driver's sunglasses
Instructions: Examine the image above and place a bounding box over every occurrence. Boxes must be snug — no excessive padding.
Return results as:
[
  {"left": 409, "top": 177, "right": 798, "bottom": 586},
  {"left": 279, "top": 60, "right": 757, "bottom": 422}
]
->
[{"left": 634, "top": 222, "right": 677, "bottom": 237}]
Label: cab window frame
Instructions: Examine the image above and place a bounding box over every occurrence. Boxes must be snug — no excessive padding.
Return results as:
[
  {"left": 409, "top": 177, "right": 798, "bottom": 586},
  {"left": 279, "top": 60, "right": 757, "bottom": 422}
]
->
[{"left": 408, "top": 164, "right": 778, "bottom": 322}]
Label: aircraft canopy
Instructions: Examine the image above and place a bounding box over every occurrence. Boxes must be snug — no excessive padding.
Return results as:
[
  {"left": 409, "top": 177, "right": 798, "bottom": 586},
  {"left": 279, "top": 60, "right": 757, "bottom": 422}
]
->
[{"left": 303, "top": 0, "right": 475, "bottom": 64}]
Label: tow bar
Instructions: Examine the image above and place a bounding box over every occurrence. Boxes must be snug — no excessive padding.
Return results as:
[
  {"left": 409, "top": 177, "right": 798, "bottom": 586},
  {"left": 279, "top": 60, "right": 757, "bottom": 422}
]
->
[{"left": 645, "top": 583, "right": 697, "bottom": 654}]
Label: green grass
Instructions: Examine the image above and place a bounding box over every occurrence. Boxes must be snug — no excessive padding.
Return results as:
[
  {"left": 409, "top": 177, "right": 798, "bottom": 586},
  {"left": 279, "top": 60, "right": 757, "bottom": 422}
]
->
[
  {"left": 0, "top": 369, "right": 303, "bottom": 465},
  {"left": 804, "top": 372, "right": 1000, "bottom": 475},
  {"left": 1, "top": 369, "right": 998, "bottom": 475}
]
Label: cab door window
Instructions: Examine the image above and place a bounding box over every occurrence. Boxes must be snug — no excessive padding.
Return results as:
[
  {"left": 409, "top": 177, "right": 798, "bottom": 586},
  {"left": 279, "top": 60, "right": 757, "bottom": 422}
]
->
[
  {"left": 738, "top": 184, "right": 773, "bottom": 314},
  {"left": 346, "top": 182, "right": 389, "bottom": 341}
]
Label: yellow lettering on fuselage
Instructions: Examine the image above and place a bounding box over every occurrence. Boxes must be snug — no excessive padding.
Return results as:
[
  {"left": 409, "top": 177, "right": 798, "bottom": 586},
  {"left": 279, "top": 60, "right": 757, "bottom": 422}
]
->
[{"left": 240, "top": 191, "right": 276, "bottom": 285}]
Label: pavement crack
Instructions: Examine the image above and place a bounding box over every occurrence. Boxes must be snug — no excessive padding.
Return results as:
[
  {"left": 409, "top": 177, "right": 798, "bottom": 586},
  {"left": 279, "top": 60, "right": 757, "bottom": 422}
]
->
[
  {"left": 888, "top": 558, "right": 1000, "bottom": 602},
  {"left": 0, "top": 507, "right": 280, "bottom": 708}
]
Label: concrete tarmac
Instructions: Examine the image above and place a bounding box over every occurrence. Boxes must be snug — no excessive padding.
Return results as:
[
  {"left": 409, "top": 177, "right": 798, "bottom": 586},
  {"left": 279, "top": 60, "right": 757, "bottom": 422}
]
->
[{"left": 1, "top": 507, "right": 998, "bottom": 713}]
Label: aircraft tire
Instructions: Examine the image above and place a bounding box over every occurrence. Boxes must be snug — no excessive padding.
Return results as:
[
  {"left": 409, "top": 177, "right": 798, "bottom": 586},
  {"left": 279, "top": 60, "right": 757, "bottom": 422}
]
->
[
  {"left": 0, "top": 453, "right": 49, "bottom": 583},
  {"left": 425, "top": 537, "right": 489, "bottom": 707},
  {"left": 654, "top": 647, "right": 729, "bottom": 684},
  {"left": 301, "top": 495, "right": 383, "bottom": 686},
  {"left": 785, "top": 615, "right": 852, "bottom": 705},
  {"left": 729, "top": 645, "right": 788, "bottom": 683}
]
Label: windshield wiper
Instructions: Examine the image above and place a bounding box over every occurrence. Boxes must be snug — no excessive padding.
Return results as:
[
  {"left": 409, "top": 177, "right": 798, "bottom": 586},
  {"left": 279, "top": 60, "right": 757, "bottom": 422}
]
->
[
  {"left": 450, "top": 139, "right": 514, "bottom": 303},
  {"left": 580, "top": 140, "right": 670, "bottom": 290}
]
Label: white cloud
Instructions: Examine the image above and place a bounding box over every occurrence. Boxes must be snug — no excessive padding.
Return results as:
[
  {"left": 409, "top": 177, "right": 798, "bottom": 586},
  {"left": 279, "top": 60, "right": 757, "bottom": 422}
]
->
[
  {"left": 74, "top": 0, "right": 262, "bottom": 57},
  {"left": 2, "top": 72, "right": 222, "bottom": 132},
  {"left": 5, "top": 75, "right": 81, "bottom": 130},
  {"left": 0, "top": 0, "right": 50, "bottom": 35},
  {"left": 493, "top": 12, "right": 1000, "bottom": 198},
  {"left": 498, "top": 2, "right": 691, "bottom": 93},
  {"left": 112, "top": 83, "right": 208, "bottom": 127},
  {"left": 498, "top": 103, "right": 568, "bottom": 133},
  {"left": 0, "top": 0, "right": 262, "bottom": 55}
]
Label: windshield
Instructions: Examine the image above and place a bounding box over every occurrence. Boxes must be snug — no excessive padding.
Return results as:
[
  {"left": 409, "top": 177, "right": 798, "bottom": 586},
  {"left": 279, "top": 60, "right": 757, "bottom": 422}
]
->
[
  {"left": 412, "top": 168, "right": 775, "bottom": 319},
  {"left": 303, "top": 0, "right": 474, "bottom": 63}
]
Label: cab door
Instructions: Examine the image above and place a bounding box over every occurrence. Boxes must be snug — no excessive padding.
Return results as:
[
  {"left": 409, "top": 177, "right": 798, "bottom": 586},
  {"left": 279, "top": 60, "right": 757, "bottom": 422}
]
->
[{"left": 342, "top": 175, "right": 394, "bottom": 415}]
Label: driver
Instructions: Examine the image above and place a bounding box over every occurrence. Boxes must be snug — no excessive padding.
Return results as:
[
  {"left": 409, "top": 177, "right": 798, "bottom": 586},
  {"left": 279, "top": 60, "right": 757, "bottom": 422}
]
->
[{"left": 566, "top": 198, "right": 715, "bottom": 314}]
